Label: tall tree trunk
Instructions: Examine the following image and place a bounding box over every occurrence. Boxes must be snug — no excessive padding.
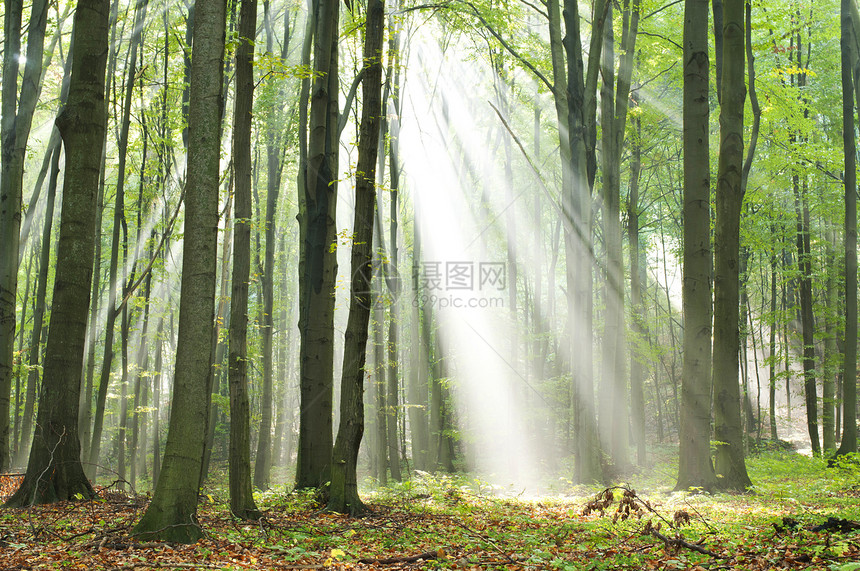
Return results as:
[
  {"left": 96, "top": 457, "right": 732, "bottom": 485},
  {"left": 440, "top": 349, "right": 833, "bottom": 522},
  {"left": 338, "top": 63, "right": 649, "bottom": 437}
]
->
[
  {"left": 132, "top": 0, "right": 226, "bottom": 540},
  {"left": 253, "top": 0, "right": 290, "bottom": 491},
  {"left": 384, "top": 54, "right": 403, "bottom": 477},
  {"left": 0, "top": 0, "right": 51, "bottom": 470},
  {"left": 296, "top": 0, "right": 339, "bottom": 491},
  {"left": 228, "top": 0, "right": 262, "bottom": 521},
  {"left": 328, "top": 0, "right": 384, "bottom": 514},
  {"left": 560, "top": 0, "right": 606, "bottom": 485},
  {"left": 769, "top": 224, "right": 779, "bottom": 441},
  {"left": 80, "top": 0, "right": 124, "bottom": 464},
  {"left": 627, "top": 95, "right": 646, "bottom": 466},
  {"left": 823, "top": 227, "right": 838, "bottom": 455},
  {"left": 712, "top": 0, "right": 752, "bottom": 490},
  {"left": 151, "top": 315, "right": 164, "bottom": 487},
  {"left": 837, "top": 0, "right": 858, "bottom": 458},
  {"left": 601, "top": 0, "right": 639, "bottom": 468},
  {"left": 793, "top": 176, "right": 820, "bottom": 456},
  {"left": 373, "top": 299, "right": 387, "bottom": 483},
  {"left": 4, "top": 0, "right": 108, "bottom": 505},
  {"left": 676, "top": 0, "right": 717, "bottom": 492},
  {"left": 408, "top": 221, "right": 429, "bottom": 471},
  {"left": 89, "top": 0, "right": 149, "bottom": 473}
]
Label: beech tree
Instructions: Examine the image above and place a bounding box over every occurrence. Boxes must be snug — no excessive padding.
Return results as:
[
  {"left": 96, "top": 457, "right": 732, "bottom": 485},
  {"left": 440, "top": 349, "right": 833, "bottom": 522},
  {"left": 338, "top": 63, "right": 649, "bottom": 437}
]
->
[
  {"left": 132, "top": 0, "right": 226, "bottom": 540},
  {"left": 712, "top": 0, "right": 752, "bottom": 491},
  {"left": 295, "top": 0, "right": 340, "bottom": 491},
  {"left": 328, "top": 0, "right": 384, "bottom": 514},
  {"left": 0, "top": 0, "right": 51, "bottom": 470},
  {"left": 676, "top": 0, "right": 718, "bottom": 492},
  {"left": 837, "top": 0, "right": 858, "bottom": 458},
  {"left": 227, "top": 0, "right": 261, "bottom": 521},
  {"left": 5, "top": 0, "right": 109, "bottom": 505}
]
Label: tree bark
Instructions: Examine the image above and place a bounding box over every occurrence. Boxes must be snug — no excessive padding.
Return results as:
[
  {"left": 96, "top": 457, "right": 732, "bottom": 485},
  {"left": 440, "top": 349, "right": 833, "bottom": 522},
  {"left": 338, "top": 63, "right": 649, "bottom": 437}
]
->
[
  {"left": 837, "top": 0, "right": 858, "bottom": 458},
  {"left": 0, "top": 0, "right": 51, "bottom": 470},
  {"left": 712, "top": 0, "right": 752, "bottom": 490},
  {"left": 228, "top": 0, "right": 262, "bottom": 521},
  {"left": 627, "top": 96, "right": 646, "bottom": 466},
  {"left": 4, "top": 0, "right": 108, "bottom": 506},
  {"left": 328, "top": 0, "right": 383, "bottom": 515},
  {"left": 296, "top": 0, "right": 339, "bottom": 491},
  {"left": 560, "top": 0, "right": 606, "bottom": 485},
  {"left": 132, "top": 0, "right": 225, "bottom": 540},
  {"left": 676, "top": 0, "right": 717, "bottom": 492}
]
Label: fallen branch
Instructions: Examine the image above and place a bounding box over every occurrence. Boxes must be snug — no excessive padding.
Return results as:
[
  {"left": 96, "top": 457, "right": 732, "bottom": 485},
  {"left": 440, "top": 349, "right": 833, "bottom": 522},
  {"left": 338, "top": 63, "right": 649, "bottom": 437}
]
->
[
  {"left": 358, "top": 550, "right": 441, "bottom": 564},
  {"left": 649, "top": 527, "right": 722, "bottom": 559},
  {"left": 108, "top": 564, "right": 222, "bottom": 570}
]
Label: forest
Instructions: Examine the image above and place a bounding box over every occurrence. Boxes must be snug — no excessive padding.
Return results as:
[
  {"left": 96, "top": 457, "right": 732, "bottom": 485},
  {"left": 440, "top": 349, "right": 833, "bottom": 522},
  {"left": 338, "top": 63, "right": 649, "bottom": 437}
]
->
[{"left": 2, "top": 0, "right": 860, "bottom": 565}]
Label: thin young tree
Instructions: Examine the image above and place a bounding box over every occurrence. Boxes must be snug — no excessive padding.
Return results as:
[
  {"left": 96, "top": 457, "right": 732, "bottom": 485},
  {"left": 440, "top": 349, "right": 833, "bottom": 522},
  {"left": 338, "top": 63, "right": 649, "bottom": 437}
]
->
[
  {"left": 4, "top": 0, "right": 109, "bottom": 505},
  {"left": 228, "top": 0, "right": 262, "bottom": 520},
  {"left": 132, "top": 0, "right": 226, "bottom": 540},
  {"left": 0, "top": 0, "right": 51, "bottom": 470},
  {"left": 328, "top": 0, "right": 384, "bottom": 514},
  {"left": 254, "top": 0, "right": 290, "bottom": 493},
  {"left": 558, "top": 0, "right": 609, "bottom": 485}
]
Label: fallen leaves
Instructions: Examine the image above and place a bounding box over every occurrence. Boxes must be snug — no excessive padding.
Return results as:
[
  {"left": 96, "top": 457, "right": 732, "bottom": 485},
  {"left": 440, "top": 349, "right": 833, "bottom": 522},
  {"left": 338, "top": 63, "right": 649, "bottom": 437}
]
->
[{"left": 0, "top": 474, "right": 859, "bottom": 569}]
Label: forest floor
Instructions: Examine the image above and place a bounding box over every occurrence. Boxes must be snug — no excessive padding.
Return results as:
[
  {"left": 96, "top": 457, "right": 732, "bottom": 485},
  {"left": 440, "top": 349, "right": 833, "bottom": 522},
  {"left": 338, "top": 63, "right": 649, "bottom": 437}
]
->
[{"left": 2, "top": 448, "right": 860, "bottom": 570}]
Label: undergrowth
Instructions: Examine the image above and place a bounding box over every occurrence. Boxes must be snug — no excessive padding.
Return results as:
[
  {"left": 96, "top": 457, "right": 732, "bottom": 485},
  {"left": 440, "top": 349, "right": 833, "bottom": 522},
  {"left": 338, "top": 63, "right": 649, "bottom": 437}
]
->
[{"left": 1, "top": 449, "right": 860, "bottom": 569}]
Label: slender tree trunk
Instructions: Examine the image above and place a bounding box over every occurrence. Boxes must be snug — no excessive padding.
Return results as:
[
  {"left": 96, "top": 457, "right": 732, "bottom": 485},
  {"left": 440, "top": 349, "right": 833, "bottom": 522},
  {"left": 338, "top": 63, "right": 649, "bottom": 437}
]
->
[
  {"left": 16, "top": 134, "right": 62, "bottom": 466},
  {"left": 253, "top": 0, "right": 289, "bottom": 491},
  {"left": 13, "top": 233, "right": 35, "bottom": 460},
  {"left": 328, "top": 0, "right": 384, "bottom": 514},
  {"left": 295, "top": 0, "right": 339, "bottom": 491},
  {"left": 824, "top": 227, "right": 838, "bottom": 455},
  {"left": 561, "top": 0, "right": 606, "bottom": 485},
  {"left": 603, "top": 0, "right": 639, "bottom": 468},
  {"left": 837, "top": 0, "right": 858, "bottom": 457},
  {"left": 627, "top": 96, "right": 646, "bottom": 466},
  {"left": 0, "top": 0, "right": 51, "bottom": 470},
  {"left": 409, "top": 222, "right": 429, "bottom": 471},
  {"left": 151, "top": 316, "right": 164, "bottom": 487},
  {"left": 132, "top": 0, "right": 226, "bottom": 539},
  {"left": 227, "top": 0, "right": 262, "bottom": 521},
  {"left": 793, "top": 175, "right": 820, "bottom": 456},
  {"left": 769, "top": 224, "right": 779, "bottom": 441},
  {"left": 372, "top": 299, "right": 387, "bottom": 483}
]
